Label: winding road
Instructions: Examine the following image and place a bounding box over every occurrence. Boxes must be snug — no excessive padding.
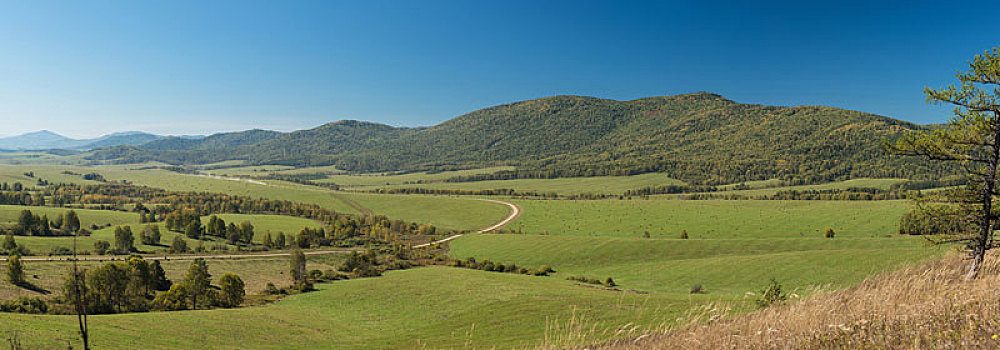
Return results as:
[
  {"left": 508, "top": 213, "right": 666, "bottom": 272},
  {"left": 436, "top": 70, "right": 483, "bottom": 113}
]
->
[
  {"left": 414, "top": 198, "right": 522, "bottom": 248},
  {"left": 5, "top": 197, "right": 521, "bottom": 262}
]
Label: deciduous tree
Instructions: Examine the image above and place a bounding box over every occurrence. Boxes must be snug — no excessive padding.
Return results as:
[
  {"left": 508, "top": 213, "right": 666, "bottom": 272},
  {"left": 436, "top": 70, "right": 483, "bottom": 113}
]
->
[{"left": 891, "top": 48, "right": 1000, "bottom": 279}]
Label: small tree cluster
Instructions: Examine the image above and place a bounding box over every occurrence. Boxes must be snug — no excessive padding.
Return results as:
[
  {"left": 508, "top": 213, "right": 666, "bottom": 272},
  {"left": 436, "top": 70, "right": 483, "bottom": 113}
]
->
[{"left": 452, "top": 257, "right": 554, "bottom": 276}]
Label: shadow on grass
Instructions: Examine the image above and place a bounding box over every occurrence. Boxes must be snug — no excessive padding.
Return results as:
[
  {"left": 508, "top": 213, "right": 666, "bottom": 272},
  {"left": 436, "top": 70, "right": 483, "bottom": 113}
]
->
[{"left": 14, "top": 281, "right": 50, "bottom": 295}]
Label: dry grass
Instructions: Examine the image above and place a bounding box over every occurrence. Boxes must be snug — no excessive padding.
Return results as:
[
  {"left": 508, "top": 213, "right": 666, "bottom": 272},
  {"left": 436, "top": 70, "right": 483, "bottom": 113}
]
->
[{"left": 540, "top": 250, "right": 1000, "bottom": 349}]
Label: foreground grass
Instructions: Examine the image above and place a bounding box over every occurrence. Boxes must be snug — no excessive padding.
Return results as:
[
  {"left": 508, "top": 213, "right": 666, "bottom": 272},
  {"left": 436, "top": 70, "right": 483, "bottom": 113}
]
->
[
  {"left": 0, "top": 267, "right": 699, "bottom": 349},
  {"left": 574, "top": 251, "right": 1000, "bottom": 350}
]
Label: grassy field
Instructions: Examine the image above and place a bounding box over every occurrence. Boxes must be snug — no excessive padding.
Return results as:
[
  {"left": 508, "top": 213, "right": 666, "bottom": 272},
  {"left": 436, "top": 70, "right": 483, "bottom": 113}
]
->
[
  {"left": 506, "top": 199, "right": 909, "bottom": 239},
  {"left": 339, "top": 193, "right": 512, "bottom": 231},
  {"left": 373, "top": 172, "right": 686, "bottom": 195},
  {"left": 704, "top": 178, "right": 908, "bottom": 197},
  {"left": 450, "top": 235, "right": 944, "bottom": 294},
  {"left": 0, "top": 267, "right": 702, "bottom": 349}
]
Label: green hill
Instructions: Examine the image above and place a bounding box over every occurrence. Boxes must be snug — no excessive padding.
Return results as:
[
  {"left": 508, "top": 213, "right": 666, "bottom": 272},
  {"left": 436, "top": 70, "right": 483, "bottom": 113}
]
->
[{"left": 88, "top": 93, "right": 953, "bottom": 184}]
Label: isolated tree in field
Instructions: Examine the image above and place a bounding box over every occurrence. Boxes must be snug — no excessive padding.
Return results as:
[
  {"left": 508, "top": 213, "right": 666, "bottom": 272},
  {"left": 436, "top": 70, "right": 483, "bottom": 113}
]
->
[
  {"left": 184, "top": 221, "right": 203, "bottom": 240},
  {"left": 114, "top": 226, "right": 135, "bottom": 253},
  {"left": 64, "top": 210, "right": 81, "bottom": 234},
  {"left": 2, "top": 232, "right": 16, "bottom": 252},
  {"left": 275, "top": 232, "right": 286, "bottom": 248},
  {"left": 170, "top": 236, "right": 188, "bottom": 253},
  {"left": 891, "top": 48, "right": 1000, "bottom": 279},
  {"left": 7, "top": 254, "right": 25, "bottom": 285},
  {"left": 93, "top": 240, "right": 110, "bottom": 255},
  {"left": 290, "top": 249, "right": 308, "bottom": 290},
  {"left": 679, "top": 230, "right": 689, "bottom": 239},
  {"left": 183, "top": 258, "right": 212, "bottom": 309},
  {"left": 823, "top": 227, "right": 835, "bottom": 238},
  {"left": 263, "top": 232, "right": 274, "bottom": 249},
  {"left": 217, "top": 273, "right": 245, "bottom": 307},
  {"left": 140, "top": 224, "right": 161, "bottom": 245}
]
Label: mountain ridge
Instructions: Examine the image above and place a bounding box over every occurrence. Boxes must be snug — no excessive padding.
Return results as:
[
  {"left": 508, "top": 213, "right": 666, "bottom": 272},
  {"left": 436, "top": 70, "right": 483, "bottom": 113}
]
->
[{"left": 87, "top": 92, "right": 955, "bottom": 184}]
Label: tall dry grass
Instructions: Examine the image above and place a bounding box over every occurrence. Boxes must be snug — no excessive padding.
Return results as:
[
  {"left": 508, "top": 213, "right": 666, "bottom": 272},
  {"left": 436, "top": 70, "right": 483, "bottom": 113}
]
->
[{"left": 541, "top": 251, "right": 1000, "bottom": 349}]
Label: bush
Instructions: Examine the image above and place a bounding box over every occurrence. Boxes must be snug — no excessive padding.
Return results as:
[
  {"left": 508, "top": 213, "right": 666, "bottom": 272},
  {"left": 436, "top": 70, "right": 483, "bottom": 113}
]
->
[
  {"left": 604, "top": 277, "right": 617, "bottom": 287},
  {"left": 679, "top": 230, "right": 689, "bottom": 239},
  {"left": 48, "top": 246, "right": 73, "bottom": 256},
  {"left": 0, "top": 296, "right": 48, "bottom": 314},
  {"left": 690, "top": 284, "right": 705, "bottom": 294},
  {"left": 263, "top": 282, "right": 284, "bottom": 295},
  {"left": 93, "top": 240, "right": 110, "bottom": 255},
  {"left": 823, "top": 227, "right": 836, "bottom": 238},
  {"left": 756, "top": 278, "right": 787, "bottom": 308}
]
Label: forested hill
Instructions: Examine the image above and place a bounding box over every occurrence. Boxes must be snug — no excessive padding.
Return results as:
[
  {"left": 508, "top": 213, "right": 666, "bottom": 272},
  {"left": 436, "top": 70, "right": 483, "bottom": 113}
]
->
[{"left": 88, "top": 92, "right": 955, "bottom": 185}]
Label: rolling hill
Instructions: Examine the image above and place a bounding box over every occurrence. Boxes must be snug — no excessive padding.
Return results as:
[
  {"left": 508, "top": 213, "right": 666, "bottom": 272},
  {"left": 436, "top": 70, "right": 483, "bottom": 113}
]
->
[{"left": 88, "top": 93, "right": 955, "bottom": 184}]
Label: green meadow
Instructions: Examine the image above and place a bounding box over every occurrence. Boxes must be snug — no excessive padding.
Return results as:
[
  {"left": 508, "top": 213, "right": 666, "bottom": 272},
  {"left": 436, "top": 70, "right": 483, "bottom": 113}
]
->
[
  {"left": 373, "top": 172, "right": 686, "bottom": 195},
  {"left": 0, "top": 267, "right": 699, "bottom": 349},
  {"left": 506, "top": 199, "right": 910, "bottom": 238}
]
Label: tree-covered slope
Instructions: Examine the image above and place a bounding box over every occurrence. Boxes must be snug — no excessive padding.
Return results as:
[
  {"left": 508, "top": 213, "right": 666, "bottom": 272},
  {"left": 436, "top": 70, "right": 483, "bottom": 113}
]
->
[{"left": 88, "top": 93, "right": 954, "bottom": 184}]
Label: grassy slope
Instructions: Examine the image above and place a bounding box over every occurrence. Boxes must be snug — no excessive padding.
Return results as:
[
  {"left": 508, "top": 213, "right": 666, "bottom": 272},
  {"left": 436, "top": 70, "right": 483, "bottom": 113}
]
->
[
  {"left": 706, "top": 178, "right": 908, "bottom": 197},
  {"left": 449, "top": 198, "right": 941, "bottom": 300},
  {"left": 450, "top": 235, "right": 943, "bottom": 294},
  {"left": 374, "top": 172, "right": 686, "bottom": 195},
  {"left": 507, "top": 199, "right": 909, "bottom": 238},
  {"left": 339, "top": 193, "right": 511, "bottom": 231},
  {"left": 0, "top": 267, "right": 695, "bottom": 349}
]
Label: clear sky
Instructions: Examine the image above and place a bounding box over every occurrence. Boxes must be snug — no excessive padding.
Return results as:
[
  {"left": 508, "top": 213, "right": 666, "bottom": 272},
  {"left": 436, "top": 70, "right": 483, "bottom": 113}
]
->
[{"left": 0, "top": 0, "right": 998, "bottom": 138}]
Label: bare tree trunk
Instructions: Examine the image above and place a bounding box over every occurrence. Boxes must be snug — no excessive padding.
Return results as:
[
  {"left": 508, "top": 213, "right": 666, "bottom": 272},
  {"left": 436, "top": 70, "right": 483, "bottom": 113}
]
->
[
  {"left": 73, "top": 234, "right": 90, "bottom": 350},
  {"left": 968, "top": 125, "right": 1000, "bottom": 280}
]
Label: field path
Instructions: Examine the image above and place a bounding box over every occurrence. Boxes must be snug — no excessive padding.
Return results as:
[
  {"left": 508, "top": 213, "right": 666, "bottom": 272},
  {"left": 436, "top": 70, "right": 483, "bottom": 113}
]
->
[{"left": 414, "top": 198, "right": 521, "bottom": 248}]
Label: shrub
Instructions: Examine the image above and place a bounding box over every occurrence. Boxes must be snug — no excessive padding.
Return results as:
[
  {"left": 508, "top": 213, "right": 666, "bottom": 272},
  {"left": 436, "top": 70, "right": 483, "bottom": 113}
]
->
[
  {"left": 756, "top": 278, "right": 787, "bottom": 308},
  {"left": 823, "top": 227, "right": 836, "bottom": 238},
  {"left": 0, "top": 296, "right": 48, "bottom": 314},
  {"left": 263, "top": 282, "right": 284, "bottom": 295},
  {"left": 48, "top": 246, "right": 73, "bottom": 256},
  {"left": 604, "top": 277, "right": 617, "bottom": 287},
  {"left": 169, "top": 236, "right": 188, "bottom": 253},
  {"left": 93, "top": 240, "right": 110, "bottom": 255},
  {"left": 217, "top": 273, "right": 245, "bottom": 308},
  {"left": 690, "top": 284, "right": 705, "bottom": 294},
  {"left": 679, "top": 230, "right": 689, "bottom": 239}
]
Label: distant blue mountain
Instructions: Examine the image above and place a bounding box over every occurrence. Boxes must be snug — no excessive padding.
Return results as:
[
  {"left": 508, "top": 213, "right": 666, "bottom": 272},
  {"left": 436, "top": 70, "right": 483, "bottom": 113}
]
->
[{"left": 0, "top": 130, "right": 164, "bottom": 150}]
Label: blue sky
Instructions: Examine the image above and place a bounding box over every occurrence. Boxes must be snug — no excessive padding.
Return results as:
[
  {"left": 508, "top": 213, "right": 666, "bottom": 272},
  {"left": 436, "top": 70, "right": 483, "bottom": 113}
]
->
[{"left": 0, "top": 0, "right": 997, "bottom": 138}]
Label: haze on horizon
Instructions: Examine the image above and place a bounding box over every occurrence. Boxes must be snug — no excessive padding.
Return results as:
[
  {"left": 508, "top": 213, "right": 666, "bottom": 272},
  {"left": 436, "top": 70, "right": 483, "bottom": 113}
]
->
[{"left": 1, "top": 0, "right": 997, "bottom": 138}]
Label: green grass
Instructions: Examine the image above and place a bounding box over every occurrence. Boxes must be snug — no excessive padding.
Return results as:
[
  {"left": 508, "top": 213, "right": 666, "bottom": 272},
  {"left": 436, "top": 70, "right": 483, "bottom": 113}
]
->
[
  {"left": 450, "top": 234, "right": 945, "bottom": 295},
  {"left": 0, "top": 267, "right": 700, "bottom": 349},
  {"left": 339, "top": 193, "right": 512, "bottom": 231},
  {"left": 707, "top": 178, "right": 908, "bottom": 197},
  {"left": 507, "top": 199, "right": 910, "bottom": 238},
  {"left": 374, "top": 172, "right": 686, "bottom": 195},
  {"left": 312, "top": 167, "right": 515, "bottom": 187}
]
